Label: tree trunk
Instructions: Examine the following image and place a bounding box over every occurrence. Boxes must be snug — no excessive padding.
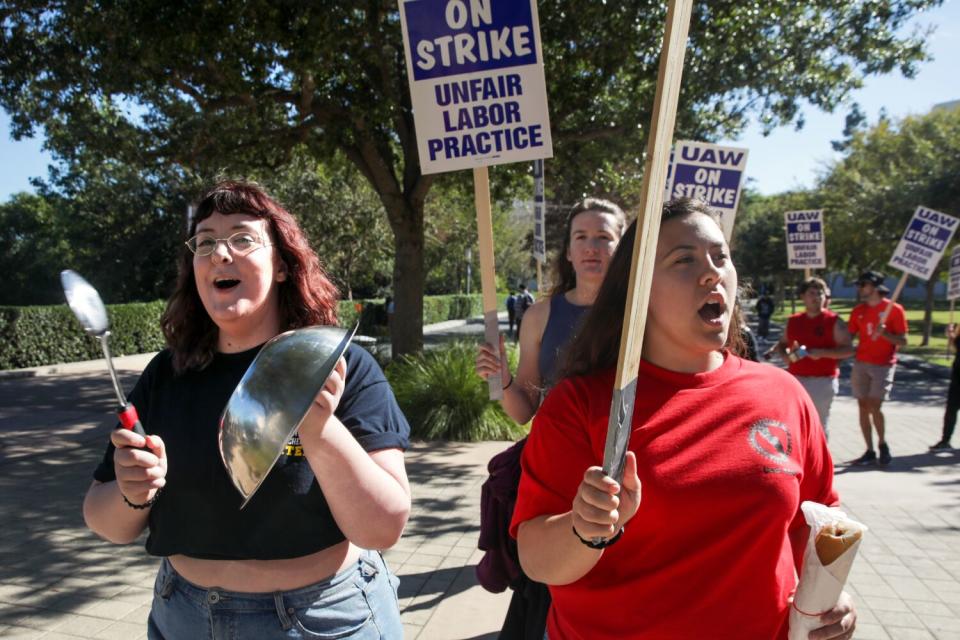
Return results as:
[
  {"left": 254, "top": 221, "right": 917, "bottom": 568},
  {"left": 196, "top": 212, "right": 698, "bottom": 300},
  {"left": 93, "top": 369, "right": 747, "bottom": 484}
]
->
[
  {"left": 389, "top": 205, "right": 425, "bottom": 356},
  {"left": 922, "top": 269, "right": 938, "bottom": 346},
  {"left": 340, "top": 126, "right": 432, "bottom": 357}
]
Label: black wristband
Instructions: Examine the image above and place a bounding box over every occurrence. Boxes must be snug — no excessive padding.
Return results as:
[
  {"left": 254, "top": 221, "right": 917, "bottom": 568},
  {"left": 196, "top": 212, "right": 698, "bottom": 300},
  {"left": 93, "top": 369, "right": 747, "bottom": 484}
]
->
[
  {"left": 503, "top": 373, "right": 514, "bottom": 390},
  {"left": 122, "top": 487, "right": 162, "bottom": 510},
  {"left": 572, "top": 524, "right": 624, "bottom": 549}
]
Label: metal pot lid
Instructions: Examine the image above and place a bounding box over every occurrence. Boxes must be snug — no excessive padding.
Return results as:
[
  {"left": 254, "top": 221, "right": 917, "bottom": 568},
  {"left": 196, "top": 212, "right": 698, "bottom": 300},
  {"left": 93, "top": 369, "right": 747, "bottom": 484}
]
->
[{"left": 218, "top": 324, "right": 357, "bottom": 508}]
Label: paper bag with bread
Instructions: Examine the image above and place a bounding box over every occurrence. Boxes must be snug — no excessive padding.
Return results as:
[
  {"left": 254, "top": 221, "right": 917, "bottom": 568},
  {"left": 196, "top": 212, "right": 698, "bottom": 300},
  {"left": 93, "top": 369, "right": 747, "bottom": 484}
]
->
[{"left": 788, "top": 501, "right": 867, "bottom": 640}]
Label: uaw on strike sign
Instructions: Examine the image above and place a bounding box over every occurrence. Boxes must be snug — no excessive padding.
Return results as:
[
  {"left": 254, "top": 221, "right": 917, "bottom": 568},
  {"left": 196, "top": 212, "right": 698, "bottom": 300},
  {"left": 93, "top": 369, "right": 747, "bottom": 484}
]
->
[
  {"left": 666, "top": 141, "right": 748, "bottom": 240},
  {"left": 399, "top": 0, "right": 553, "bottom": 174},
  {"left": 948, "top": 244, "right": 960, "bottom": 301},
  {"left": 888, "top": 206, "right": 960, "bottom": 280},
  {"left": 785, "top": 210, "right": 826, "bottom": 269}
]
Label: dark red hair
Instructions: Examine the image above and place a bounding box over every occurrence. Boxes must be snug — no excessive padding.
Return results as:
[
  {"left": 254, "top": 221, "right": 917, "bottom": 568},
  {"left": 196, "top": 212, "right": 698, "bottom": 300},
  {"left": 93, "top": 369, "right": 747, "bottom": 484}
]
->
[{"left": 161, "top": 180, "right": 339, "bottom": 372}]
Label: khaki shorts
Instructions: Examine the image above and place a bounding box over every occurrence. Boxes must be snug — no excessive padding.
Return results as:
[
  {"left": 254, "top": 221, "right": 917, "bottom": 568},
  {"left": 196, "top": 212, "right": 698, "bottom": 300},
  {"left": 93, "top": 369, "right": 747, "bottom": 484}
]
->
[
  {"left": 795, "top": 376, "right": 838, "bottom": 436},
  {"left": 851, "top": 361, "right": 896, "bottom": 401}
]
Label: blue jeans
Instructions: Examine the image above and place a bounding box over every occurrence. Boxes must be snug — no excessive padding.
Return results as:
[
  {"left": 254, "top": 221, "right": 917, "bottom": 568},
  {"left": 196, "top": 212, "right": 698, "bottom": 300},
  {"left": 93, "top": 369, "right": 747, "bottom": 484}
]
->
[{"left": 148, "top": 551, "right": 402, "bottom": 639}]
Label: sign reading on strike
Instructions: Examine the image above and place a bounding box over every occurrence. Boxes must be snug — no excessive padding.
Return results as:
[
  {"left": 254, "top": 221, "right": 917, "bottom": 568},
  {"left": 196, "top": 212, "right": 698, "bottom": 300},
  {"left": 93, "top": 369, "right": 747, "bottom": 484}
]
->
[
  {"left": 399, "top": 0, "right": 553, "bottom": 174},
  {"left": 784, "top": 210, "right": 826, "bottom": 269},
  {"left": 948, "top": 245, "right": 960, "bottom": 301},
  {"left": 666, "top": 140, "right": 748, "bottom": 239},
  {"left": 888, "top": 206, "right": 960, "bottom": 280},
  {"left": 532, "top": 159, "right": 545, "bottom": 262}
]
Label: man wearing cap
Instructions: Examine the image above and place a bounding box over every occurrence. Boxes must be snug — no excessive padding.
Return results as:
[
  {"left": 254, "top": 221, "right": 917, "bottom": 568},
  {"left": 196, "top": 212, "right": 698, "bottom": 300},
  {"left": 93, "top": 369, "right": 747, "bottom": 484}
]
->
[
  {"left": 847, "top": 270, "right": 909, "bottom": 465},
  {"left": 765, "top": 277, "right": 854, "bottom": 438}
]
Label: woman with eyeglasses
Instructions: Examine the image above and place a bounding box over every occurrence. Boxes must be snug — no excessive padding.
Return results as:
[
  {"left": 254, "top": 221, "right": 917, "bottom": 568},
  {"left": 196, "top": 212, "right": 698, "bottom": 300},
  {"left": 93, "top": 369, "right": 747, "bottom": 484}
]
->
[
  {"left": 82, "top": 180, "right": 410, "bottom": 639},
  {"left": 511, "top": 199, "right": 856, "bottom": 640}
]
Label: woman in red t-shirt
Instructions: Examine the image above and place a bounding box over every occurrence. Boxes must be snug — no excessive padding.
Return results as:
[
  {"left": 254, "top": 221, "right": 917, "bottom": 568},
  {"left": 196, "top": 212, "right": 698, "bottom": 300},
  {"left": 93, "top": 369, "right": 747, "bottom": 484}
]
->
[{"left": 511, "top": 198, "right": 857, "bottom": 640}]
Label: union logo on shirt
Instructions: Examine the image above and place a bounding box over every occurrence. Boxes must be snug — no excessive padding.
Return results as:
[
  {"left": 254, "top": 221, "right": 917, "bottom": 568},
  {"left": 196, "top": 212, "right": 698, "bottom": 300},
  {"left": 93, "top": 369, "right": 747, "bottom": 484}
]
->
[
  {"left": 748, "top": 419, "right": 799, "bottom": 475},
  {"left": 282, "top": 432, "right": 305, "bottom": 457}
]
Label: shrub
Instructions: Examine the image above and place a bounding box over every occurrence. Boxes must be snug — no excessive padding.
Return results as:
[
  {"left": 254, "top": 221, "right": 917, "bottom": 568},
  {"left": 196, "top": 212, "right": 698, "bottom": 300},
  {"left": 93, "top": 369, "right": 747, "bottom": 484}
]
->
[
  {"left": 0, "top": 294, "right": 493, "bottom": 370},
  {"left": 0, "top": 302, "right": 166, "bottom": 370},
  {"left": 422, "top": 294, "right": 483, "bottom": 324},
  {"left": 387, "top": 341, "right": 525, "bottom": 441}
]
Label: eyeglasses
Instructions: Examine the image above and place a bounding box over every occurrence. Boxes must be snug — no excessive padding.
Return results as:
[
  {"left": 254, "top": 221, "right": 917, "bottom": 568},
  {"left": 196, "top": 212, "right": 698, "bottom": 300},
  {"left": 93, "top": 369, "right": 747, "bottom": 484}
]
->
[{"left": 185, "top": 231, "right": 271, "bottom": 257}]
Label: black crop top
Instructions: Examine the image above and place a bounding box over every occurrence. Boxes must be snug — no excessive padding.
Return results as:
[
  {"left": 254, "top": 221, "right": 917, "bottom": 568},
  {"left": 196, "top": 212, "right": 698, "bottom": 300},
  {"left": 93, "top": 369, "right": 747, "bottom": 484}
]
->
[{"left": 92, "top": 343, "right": 410, "bottom": 560}]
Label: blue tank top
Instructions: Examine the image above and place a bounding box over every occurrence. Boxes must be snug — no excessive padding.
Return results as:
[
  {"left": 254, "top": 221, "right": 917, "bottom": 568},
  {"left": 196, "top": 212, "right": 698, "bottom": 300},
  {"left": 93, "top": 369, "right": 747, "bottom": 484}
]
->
[{"left": 538, "top": 294, "right": 590, "bottom": 389}]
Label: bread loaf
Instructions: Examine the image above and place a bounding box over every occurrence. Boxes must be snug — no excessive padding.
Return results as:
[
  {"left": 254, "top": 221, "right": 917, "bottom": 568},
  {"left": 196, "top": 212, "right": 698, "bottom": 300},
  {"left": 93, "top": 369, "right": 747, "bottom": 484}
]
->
[{"left": 814, "top": 522, "right": 862, "bottom": 565}]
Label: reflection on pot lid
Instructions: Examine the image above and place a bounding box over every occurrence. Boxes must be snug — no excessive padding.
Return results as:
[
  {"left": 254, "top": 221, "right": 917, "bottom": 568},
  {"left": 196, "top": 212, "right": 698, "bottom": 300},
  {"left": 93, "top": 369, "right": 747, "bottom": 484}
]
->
[{"left": 218, "top": 324, "right": 357, "bottom": 508}]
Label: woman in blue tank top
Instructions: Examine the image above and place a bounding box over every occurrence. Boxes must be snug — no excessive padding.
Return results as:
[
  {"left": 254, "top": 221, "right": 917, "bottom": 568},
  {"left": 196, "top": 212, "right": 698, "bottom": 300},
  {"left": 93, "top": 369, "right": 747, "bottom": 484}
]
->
[{"left": 475, "top": 197, "right": 627, "bottom": 639}]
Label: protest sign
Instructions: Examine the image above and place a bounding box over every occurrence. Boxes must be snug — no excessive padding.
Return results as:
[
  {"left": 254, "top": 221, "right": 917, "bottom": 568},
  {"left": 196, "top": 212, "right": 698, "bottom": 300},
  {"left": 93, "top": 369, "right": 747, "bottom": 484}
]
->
[
  {"left": 785, "top": 210, "right": 826, "bottom": 270},
  {"left": 399, "top": 0, "right": 553, "bottom": 175},
  {"left": 888, "top": 206, "right": 960, "bottom": 280},
  {"left": 400, "top": 0, "right": 554, "bottom": 398},
  {"left": 948, "top": 245, "right": 960, "bottom": 301},
  {"left": 666, "top": 140, "right": 748, "bottom": 239}
]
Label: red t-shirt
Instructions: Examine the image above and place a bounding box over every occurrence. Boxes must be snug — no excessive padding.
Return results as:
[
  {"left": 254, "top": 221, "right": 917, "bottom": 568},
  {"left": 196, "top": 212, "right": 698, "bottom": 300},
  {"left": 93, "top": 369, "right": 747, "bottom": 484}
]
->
[
  {"left": 510, "top": 355, "right": 838, "bottom": 640},
  {"left": 786, "top": 310, "right": 840, "bottom": 377},
  {"left": 848, "top": 299, "right": 908, "bottom": 365}
]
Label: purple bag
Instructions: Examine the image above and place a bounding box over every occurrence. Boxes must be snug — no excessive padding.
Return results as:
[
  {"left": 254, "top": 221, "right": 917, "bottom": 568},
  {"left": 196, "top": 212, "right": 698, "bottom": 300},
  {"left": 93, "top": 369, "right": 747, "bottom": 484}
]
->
[{"left": 476, "top": 439, "right": 527, "bottom": 593}]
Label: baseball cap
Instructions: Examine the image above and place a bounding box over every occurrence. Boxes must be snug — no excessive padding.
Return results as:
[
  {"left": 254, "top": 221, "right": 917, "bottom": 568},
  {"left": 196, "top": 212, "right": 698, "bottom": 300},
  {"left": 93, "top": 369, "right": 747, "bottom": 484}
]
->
[{"left": 855, "top": 270, "right": 890, "bottom": 294}]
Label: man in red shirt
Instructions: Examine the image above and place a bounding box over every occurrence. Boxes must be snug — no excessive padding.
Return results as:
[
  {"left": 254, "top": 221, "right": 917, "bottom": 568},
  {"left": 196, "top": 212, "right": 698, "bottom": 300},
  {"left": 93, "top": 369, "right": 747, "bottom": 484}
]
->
[
  {"left": 765, "top": 277, "right": 854, "bottom": 438},
  {"left": 847, "top": 271, "right": 909, "bottom": 465}
]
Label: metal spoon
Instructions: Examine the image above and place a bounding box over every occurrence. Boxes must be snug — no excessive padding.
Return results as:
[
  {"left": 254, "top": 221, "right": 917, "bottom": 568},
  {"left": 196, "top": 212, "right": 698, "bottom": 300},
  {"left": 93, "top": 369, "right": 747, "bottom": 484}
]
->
[{"left": 60, "top": 269, "right": 146, "bottom": 437}]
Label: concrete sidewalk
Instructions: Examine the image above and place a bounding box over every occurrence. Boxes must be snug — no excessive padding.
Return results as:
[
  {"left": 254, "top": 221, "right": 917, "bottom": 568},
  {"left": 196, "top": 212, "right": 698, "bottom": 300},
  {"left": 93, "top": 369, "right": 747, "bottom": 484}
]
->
[{"left": 0, "top": 320, "right": 958, "bottom": 639}]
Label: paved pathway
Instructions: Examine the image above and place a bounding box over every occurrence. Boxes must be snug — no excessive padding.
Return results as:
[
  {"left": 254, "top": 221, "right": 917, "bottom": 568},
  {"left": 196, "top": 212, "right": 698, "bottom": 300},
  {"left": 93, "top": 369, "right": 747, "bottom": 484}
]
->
[{"left": 0, "top": 318, "right": 957, "bottom": 639}]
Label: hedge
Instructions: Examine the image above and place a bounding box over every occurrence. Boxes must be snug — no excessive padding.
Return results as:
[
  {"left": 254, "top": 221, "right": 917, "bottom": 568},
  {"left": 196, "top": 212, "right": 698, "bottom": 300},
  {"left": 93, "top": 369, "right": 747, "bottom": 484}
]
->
[{"left": 0, "top": 294, "right": 487, "bottom": 370}]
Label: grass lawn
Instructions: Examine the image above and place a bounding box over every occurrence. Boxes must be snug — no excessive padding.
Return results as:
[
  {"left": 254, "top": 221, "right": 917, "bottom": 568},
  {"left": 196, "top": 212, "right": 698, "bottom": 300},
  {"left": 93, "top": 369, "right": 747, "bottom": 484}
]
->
[{"left": 769, "top": 298, "right": 957, "bottom": 368}]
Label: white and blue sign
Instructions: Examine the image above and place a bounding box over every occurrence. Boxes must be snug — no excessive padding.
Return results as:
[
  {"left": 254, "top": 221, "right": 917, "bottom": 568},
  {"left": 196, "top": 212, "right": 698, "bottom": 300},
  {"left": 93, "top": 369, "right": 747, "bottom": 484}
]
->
[
  {"left": 784, "top": 210, "right": 826, "bottom": 269},
  {"left": 666, "top": 141, "right": 748, "bottom": 239},
  {"left": 532, "top": 159, "right": 545, "bottom": 263},
  {"left": 889, "top": 206, "right": 960, "bottom": 280},
  {"left": 948, "top": 245, "right": 960, "bottom": 300},
  {"left": 399, "top": 0, "right": 553, "bottom": 174}
]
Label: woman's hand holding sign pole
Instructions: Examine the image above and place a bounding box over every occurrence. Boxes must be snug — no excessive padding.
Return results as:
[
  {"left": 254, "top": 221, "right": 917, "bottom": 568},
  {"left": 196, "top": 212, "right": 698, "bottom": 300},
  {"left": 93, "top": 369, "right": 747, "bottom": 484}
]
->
[{"left": 474, "top": 165, "right": 504, "bottom": 399}]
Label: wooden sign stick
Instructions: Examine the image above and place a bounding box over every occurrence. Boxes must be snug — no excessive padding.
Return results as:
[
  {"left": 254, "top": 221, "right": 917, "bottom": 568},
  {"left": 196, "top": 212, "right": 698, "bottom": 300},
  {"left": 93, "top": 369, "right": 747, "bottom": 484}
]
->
[
  {"left": 873, "top": 273, "right": 909, "bottom": 341},
  {"left": 804, "top": 268, "right": 812, "bottom": 280},
  {"left": 948, "top": 299, "right": 955, "bottom": 359},
  {"left": 602, "top": 0, "right": 694, "bottom": 484},
  {"left": 474, "top": 166, "right": 504, "bottom": 399}
]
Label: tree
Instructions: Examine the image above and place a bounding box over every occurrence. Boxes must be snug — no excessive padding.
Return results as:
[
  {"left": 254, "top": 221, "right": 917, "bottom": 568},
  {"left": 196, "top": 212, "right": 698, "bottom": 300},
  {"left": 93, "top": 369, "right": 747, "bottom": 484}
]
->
[
  {"left": 816, "top": 107, "right": 960, "bottom": 344},
  {"left": 421, "top": 171, "right": 532, "bottom": 296},
  {"left": 0, "top": 128, "right": 191, "bottom": 307},
  {"left": 0, "top": 0, "right": 939, "bottom": 353},
  {"left": 0, "top": 192, "right": 70, "bottom": 305},
  {"left": 537, "top": 0, "right": 940, "bottom": 206},
  {"left": 262, "top": 151, "right": 393, "bottom": 300}
]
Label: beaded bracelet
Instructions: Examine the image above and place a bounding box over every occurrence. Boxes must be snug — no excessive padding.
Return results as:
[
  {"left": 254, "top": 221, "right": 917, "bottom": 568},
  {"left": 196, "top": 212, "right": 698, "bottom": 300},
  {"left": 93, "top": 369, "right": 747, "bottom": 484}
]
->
[{"left": 122, "top": 487, "right": 162, "bottom": 510}]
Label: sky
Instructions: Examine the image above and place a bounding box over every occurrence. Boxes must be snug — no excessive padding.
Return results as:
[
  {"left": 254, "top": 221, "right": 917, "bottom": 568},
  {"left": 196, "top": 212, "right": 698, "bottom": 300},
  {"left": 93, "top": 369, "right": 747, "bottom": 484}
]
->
[
  {"left": 0, "top": 1, "right": 958, "bottom": 201},
  {"left": 720, "top": 0, "right": 960, "bottom": 194}
]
